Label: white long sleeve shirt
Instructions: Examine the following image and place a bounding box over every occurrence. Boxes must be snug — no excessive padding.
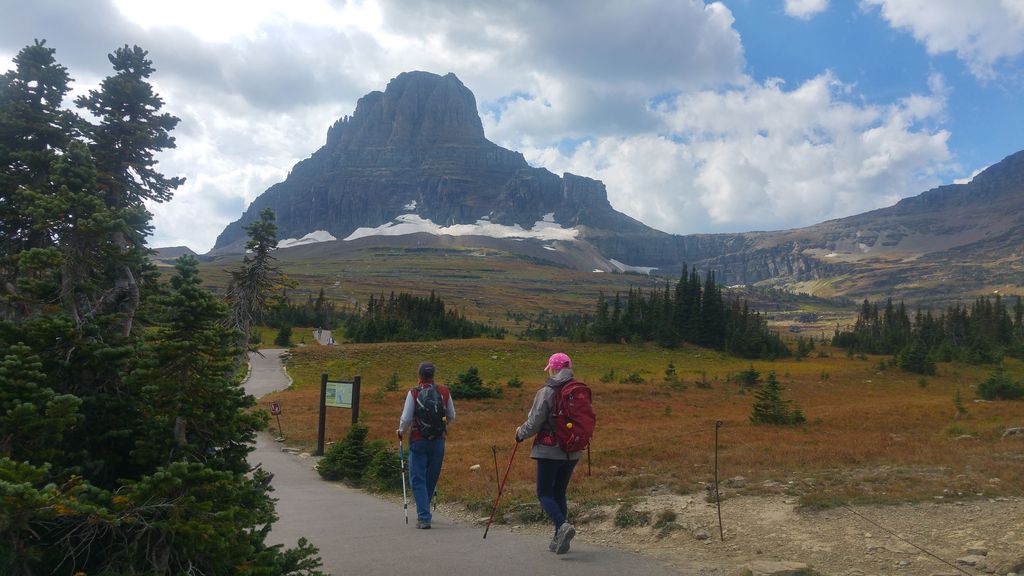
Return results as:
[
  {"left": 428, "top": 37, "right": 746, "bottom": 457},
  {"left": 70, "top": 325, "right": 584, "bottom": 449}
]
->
[{"left": 398, "top": 384, "right": 456, "bottom": 436}]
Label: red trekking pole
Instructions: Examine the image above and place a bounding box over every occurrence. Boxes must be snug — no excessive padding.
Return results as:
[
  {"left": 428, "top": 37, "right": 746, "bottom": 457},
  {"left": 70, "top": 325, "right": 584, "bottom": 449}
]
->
[{"left": 483, "top": 440, "right": 519, "bottom": 539}]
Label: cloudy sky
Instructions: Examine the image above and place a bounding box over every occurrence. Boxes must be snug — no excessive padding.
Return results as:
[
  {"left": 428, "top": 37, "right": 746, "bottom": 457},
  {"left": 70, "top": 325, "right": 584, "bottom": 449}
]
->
[{"left": 3, "top": 0, "right": 1023, "bottom": 251}]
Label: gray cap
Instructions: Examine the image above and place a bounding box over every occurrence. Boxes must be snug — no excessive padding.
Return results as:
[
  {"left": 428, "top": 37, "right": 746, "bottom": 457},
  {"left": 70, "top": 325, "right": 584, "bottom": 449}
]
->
[{"left": 418, "top": 362, "right": 435, "bottom": 379}]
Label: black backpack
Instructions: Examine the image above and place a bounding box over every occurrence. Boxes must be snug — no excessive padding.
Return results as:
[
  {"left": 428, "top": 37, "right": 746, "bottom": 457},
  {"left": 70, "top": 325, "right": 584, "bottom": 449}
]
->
[{"left": 414, "top": 384, "right": 446, "bottom": 440}]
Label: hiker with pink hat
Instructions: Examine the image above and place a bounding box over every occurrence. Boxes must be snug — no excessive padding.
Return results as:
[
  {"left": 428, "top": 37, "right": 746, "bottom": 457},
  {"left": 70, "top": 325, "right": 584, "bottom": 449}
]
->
[{"left": 514, "top": 352, "right": 595, "bottom": 554}]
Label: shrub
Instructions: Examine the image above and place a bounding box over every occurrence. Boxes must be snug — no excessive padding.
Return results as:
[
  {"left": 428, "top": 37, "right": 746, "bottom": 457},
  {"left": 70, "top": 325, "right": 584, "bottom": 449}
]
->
[
  {"left": 318, "top": 423, "right": 373, "bottom": 484},
  {"left": 953, "top": 388, "right": 968, "bottom": 418},
  {"left": 898, "top": 339, "right": 935, "bottom": 375},
  {"left": 664, "top": 362, "right": 679, "bottom": 384},
  {"left": 613, "top": 503, "right": 651, "bottom": 528},
  {"left": 274, "top": 324, "right": 292, "bottom": 347},
  {"left": 737, "top": 365, "right": 761, "bottom": 387},
  {"left": 384, "top": 371, "right": 400, "bottom": 392},
  {"left": 976, "top": 366, "right": 1024, "bottom": 400},
  {"left": 448, "top": 367, "right": 502, "bottom": 399},
  {"left": 506, "top": 375, "right": 523, "bottom": 388},
  {"left": 619, "top": 371, "right": 644, "bottom": 384},
  {"left": 750, "top": 372, "right": 806, "bottom": 425},
  {"left": 363, "top": 442, "right": 402, "bottom": 493},
  {"left": 653, "top": 509, "right": 677, "bottom": 529}
]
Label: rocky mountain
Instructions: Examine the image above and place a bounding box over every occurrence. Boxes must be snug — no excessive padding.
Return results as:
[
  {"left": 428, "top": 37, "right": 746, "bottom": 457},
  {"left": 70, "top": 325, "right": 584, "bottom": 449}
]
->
[
  {"left": 212, "top": 71, "right": 1023, "bottom": 303},
  {"left": 213, "top": 71, "right": 676, "bottom": 266}
]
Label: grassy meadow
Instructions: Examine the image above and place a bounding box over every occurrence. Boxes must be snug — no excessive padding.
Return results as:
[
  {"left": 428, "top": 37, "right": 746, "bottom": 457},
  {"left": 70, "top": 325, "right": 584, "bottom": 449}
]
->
[{"left": 258, "top": 335, "right": 1024, "bottom": 515}]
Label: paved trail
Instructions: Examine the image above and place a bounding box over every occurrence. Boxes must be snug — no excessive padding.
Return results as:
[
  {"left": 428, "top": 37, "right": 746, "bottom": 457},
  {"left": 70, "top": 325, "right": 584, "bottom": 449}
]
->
[{"left": 247, "top": 349, "right": 684, "bottom": 576}]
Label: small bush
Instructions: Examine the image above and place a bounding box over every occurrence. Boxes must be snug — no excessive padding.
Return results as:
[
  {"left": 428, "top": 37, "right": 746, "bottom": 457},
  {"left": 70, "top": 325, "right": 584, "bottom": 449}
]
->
[
  {"left": 600, "top": 369, "right": 616, "bottom": 383},
  {"left": 384, "top": 371, "right": 400, "bottom": 392},
  {"left": 448, "top": 367, "right": 502, "bottom": 399},
  {"left": 664, "top": 362, "right": 679, "bottom": 384},
  {"left": 953, "top": 388, "right": 968, "bottom": 418},
  {"left": 737, "top": 365, "right": 760, "bottom": 387},
  {"left": 318, "top": 423, "right": 373, "bottom": 484},
  {"left": 944, "top": 423, "right": 968, "bottom": 437},
  {"left": 506, "top": 375, "right": 523, "bottom": 388},
  {"left": 653, "top": 509, "right": 677, "bottom": 529},
  {"left": 619, "top": 371, "right": 644, "bottom": 384},
  {"left": 976, "top": 366, "right": 1024, "bottom": 400},
  {"left": 898, "top": 339, "right": 935, "bottom": 375},
  {"left": 750, "top": 372, "right": 806, "bottom": 426},
  {"left": 363, "top": 442, "right": 402, "bottom": 493},
  {"left": 274, "top": 324, "right": 292, "bottom": 347},
  {"left": 613, "top": 503, "right": 651, "bottom": 528}
]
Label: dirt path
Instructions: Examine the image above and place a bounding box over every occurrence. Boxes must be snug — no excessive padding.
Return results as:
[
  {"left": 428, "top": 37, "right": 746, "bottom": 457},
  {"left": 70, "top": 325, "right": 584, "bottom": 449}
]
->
[{"left": 496, "top": 490, "right": 1024, "bottom": 575}]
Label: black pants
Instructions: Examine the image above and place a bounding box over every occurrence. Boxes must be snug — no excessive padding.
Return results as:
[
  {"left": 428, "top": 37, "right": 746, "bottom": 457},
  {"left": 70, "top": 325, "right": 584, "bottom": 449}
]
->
[{"left": 535, "top": 458, "right": 578, "bottom": 533}]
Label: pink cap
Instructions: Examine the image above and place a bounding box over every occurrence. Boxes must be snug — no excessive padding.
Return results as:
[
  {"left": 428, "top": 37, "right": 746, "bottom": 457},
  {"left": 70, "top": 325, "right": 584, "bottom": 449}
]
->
[{"left": 543, "top": 352, "right": 572, "bottom": 372}]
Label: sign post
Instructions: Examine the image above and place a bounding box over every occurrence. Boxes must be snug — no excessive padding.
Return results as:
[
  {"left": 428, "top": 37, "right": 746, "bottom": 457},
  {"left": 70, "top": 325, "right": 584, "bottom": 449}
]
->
[
  {"left": 316, "top": 374, "right": 362, "bottom": 456},
  {"left": 269, "top": 401, "right": 283, "bottom": 440}
]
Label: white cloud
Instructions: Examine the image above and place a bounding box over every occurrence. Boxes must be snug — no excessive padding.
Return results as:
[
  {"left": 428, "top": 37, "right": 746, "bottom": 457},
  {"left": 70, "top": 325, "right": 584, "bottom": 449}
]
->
[
  {"left": 2, "top": 1, "right": 966, "bottom": 252},
  {"left": 785, "top": 0, "right": 830, "bottom": 19},
  {"left": 525, "top": 73, "right": 953, "bottom": 234},
  {"left": 863, "top": 0, "right": 1024, "bottom": 79},
  {"left": 953, "top": 165, "right": 989, "bottom": 184}
]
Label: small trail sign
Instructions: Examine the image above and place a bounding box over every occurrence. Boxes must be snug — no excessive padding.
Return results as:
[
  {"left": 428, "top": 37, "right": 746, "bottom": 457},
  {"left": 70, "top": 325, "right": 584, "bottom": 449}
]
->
[{"left": 269, "top": 401, "right": 282, "bottom": 415}]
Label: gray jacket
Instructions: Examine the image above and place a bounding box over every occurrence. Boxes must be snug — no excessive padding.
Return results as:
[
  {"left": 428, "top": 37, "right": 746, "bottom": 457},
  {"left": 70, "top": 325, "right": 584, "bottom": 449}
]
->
[{"left": 515, "top": 368, "right": 582, "bottom": 461}]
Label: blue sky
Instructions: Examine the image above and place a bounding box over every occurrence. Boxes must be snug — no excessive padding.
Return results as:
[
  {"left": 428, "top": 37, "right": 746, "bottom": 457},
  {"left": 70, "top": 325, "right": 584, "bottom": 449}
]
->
[
  {"left": 2, "top": 0, "right": 1022, "bottom": 251},
  {"left": 731, "top": 1, "right": 1022, "bottom": 169}
]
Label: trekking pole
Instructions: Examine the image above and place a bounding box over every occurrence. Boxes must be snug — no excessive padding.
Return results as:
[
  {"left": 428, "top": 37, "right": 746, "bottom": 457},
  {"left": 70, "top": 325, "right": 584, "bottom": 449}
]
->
[
  {"left": 491, "top": 445, "right": 500, "bottom": 492},
  {"left": 483, "top": 440, "right": 519, "bottom": 539},
  {"left": 587, "top": 444, "right": 592, "bottom": 477},
  {"left": 714, "top": 420, "right": 724, "bottom": 541},
  {"left": 399, "top": 437, "right": 409, "bottom": 524}
]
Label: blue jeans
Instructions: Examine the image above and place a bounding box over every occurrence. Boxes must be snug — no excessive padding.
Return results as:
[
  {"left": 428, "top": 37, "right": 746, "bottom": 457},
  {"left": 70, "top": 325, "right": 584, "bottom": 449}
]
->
[
  {"left": 536, "top": 458, "right": 578, "bottom": 534},
  {"left": 408, "top": 438, "right": 445, "bottom": 522}
]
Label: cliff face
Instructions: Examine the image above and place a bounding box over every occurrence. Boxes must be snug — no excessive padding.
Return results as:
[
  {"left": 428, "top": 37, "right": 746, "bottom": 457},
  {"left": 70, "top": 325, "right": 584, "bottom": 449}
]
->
[{"left": 213, "top": 71, "right": 666, "bottom": 262}]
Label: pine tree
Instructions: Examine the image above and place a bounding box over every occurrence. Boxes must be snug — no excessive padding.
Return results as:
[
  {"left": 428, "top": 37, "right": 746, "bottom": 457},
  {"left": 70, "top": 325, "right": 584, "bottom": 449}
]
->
[
  {"left": 225, "top": 208, "right": 291, "bottom": 352},
  {"left": 750, "top": 372, "right": 804, "bottom": 425},
  {"left": 0, "top": 40, "right": 76, "bottom": 319},
  {"left": 0, "top": 43, "right": 323, "bottom": 575},
  {"left": 75, "top": 45, "right": 185, "bottom": 336}
]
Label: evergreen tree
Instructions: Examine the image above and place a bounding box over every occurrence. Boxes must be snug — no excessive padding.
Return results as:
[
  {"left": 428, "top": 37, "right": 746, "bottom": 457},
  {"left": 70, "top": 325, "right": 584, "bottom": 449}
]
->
[
  {"left": 750, "top": 372, "right": 804, "bottom": 425},
  {"left": 0, "top": 40, "right": 77, "bottom": 320},
  {"left": 0, "top": 43, "right": 322, "bottom": 575},
  {"left": 225, "top": 208, "right": 291, "bottom": 351},
  {"left": 898, "top": 338, "right": 936, "bottom": 374},
  {"left": 75, "top": 45, "right": 185, "bottom": 336}
]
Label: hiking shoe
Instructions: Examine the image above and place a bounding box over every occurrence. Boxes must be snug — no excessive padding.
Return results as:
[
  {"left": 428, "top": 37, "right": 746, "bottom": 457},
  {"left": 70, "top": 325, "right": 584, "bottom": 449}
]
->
[
  {"left": 416, "top": 521, "right": 431, "bottom": 529},
  {"left": 548, "top": 535, "right": 558, "bottom": 552},
  {"left": 554, "top": 522, "right": 575, "bottom": 554}
]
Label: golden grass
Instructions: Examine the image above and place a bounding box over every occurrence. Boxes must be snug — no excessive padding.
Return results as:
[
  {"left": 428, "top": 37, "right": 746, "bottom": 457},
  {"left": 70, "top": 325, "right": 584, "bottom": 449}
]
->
[{"left": 259, "top": 336, "right": 1024, "bottom": 511}]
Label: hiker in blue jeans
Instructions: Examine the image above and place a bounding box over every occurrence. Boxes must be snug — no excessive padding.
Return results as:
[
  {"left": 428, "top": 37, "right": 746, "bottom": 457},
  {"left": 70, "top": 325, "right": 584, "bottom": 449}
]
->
[
  {"left": 397, "top": 362, "right": 456, "bottom": 529},
  {"left": 515, "top": 352, "right": 581, "bottom": 554}
]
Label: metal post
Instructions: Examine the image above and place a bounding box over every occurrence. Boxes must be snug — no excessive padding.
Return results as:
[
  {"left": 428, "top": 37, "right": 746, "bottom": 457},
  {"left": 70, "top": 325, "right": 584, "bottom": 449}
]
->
[
  {"left": 351, "top": 375, "right": 361, "bottom": 425},
  {"left": 491, "top": 445, "right": 499, "bottom": 491},
  {"left": 275, "top": 413, "right": 284, "bottom": 439},
  {"left": 714, "top": 420, "right": 724, "bottom": 541},
  {"left": 316, "top": 373, "right": 328, "bottom": 456}
]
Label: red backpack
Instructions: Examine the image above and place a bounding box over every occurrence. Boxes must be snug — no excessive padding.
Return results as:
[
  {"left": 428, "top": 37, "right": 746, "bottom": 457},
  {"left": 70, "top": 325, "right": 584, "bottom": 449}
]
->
[{"left": 550, "top": 379, "right": 595, "bottom": 453}]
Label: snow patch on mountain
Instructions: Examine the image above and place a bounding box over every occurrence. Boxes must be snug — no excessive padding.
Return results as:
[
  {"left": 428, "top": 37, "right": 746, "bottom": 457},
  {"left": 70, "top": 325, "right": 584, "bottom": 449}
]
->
[
  {"left": 343, "top": 214, "right": 579, "bottom": 242},
  {"left": 279, "top": 230, "right": 337, "bottom": 248},
  {"left": 609, "top": 258, "right": 658, "bottom": 275}
]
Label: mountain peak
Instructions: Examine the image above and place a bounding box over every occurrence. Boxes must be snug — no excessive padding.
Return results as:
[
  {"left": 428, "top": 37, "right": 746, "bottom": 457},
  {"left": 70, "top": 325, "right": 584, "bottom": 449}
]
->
[{"left": 326, "top": 71, "right": 485, "bottom": 150}]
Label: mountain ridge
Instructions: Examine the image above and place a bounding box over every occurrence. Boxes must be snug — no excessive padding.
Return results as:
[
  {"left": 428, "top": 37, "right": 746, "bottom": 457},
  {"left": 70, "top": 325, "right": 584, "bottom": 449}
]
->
[{"left": 206, "top": 71, "right": 1024, "bottom": 303}]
